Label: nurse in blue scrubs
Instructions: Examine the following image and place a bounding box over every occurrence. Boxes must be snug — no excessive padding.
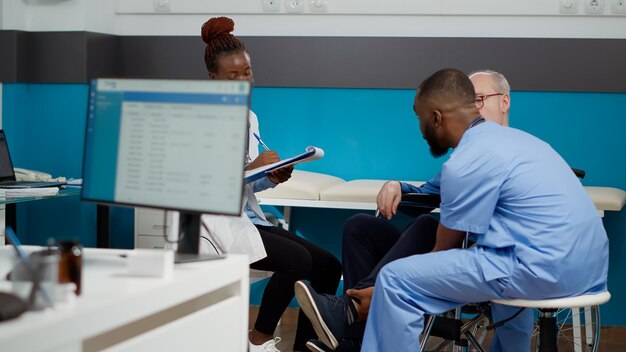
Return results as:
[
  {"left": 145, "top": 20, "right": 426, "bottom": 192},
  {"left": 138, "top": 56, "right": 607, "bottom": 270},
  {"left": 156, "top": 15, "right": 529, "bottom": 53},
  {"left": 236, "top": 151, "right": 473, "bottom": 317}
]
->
[{"left": 362, "top": 68, "right": 608, "bottom": 352}]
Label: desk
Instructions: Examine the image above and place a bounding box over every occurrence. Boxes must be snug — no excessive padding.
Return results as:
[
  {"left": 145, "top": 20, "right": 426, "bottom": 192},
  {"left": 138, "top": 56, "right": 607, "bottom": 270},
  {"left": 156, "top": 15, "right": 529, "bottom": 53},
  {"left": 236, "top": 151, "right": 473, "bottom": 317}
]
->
[
  {"left": 0, "top": 247, "right": 249, "bottom": 352},
  {"left": 1, "top": 189, "right": 112, "bottom": 249},
  {"left": 1, "top": 188, "right": 81, "bottom": 246},
  {"left": 0, "top": 187, "right": 81, "bottom": 206}
]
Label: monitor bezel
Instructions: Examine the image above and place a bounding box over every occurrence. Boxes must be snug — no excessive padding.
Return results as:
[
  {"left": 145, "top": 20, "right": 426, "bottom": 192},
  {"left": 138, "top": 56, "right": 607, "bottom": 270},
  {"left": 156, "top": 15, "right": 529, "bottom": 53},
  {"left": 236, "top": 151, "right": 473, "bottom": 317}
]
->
[{"left": 79, "top": 77, "right": 250, "bottom": 218}]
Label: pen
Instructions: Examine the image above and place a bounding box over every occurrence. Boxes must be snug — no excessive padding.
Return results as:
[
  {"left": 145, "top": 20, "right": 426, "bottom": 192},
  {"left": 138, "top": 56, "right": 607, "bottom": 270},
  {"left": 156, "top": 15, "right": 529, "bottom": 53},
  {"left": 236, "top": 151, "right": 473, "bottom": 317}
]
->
[
  {"left": 5, "top": 227, "right": 54, "bottom": 306},
  {"left": 375, "top": 209, "right": 381, "bottom": 218},
  {"left": 253, "top": 132, "right": 270, "bottom": 151}
]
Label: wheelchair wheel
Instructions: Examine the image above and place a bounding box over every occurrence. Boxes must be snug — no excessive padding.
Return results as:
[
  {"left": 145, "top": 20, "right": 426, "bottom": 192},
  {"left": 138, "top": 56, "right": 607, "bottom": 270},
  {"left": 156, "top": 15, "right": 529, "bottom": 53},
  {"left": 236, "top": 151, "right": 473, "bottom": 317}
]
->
[
  {"left": 531, "top": 305, "right": 601, "bottom": 352},
  {"left": 423, "top": 312, "right": 491, "bottom": 352}
]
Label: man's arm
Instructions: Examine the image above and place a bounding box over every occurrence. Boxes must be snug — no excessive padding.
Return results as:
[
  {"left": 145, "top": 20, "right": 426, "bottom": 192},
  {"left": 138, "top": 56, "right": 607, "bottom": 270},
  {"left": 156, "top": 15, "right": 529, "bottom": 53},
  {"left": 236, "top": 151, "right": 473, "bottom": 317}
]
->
[
  {"left": 377, "top": 174, "right": 441, "bottom": 220},
  {"left": 400, "top": 174, "right": 441, "bottom": 195},
  {"left": 432, "top": 222, "right": 466, "bottom": 252}
]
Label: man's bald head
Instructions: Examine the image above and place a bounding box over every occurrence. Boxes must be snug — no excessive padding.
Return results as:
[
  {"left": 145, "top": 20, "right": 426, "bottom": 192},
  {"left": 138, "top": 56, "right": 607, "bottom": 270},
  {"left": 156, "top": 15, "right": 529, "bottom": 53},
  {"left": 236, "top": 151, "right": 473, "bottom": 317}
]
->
[{"left": 469, "top": 70, "right": 511, "bottom": 126}]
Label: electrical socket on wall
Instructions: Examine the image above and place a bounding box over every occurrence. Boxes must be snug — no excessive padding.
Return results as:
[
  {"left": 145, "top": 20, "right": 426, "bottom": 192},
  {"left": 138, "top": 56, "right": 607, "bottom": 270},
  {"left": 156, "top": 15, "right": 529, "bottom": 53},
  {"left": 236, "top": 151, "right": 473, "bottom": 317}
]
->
[
  {"left": 285, "top": 0, "right": 305, "bottom": 13},
  {"left": 559, "top": 0, "right": 579, "bottom": 14},
  {"left": 611, "top": 0, "right": 626, "bottom": 13},
  {"left": 153, "top": 0, "right": 171, "bottom": 12},
  {"left": 310, "top": 0, "right": 328, "bottom": 12},
  {"left": 584, "top": 0, "right": 605, "bottom": 14},
  {"left": 262, "top": 0, "right": 281, "bottom": 12}
]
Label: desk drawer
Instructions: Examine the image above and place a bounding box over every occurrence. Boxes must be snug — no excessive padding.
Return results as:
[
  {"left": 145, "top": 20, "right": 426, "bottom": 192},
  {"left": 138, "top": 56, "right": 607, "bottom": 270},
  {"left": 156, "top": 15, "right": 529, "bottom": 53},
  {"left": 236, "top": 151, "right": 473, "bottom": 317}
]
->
[
  {"left": 135, "top": 208, "right": 173, "bottom": 236},
  {"left": 135, "top": 208, "right": 174, "bottom": 249},
  {"left": 136, "top": 235, "right": 168, "bottom": 249},
  {"left": 98, "top": 296, "right": 245, "bottom": 352}
]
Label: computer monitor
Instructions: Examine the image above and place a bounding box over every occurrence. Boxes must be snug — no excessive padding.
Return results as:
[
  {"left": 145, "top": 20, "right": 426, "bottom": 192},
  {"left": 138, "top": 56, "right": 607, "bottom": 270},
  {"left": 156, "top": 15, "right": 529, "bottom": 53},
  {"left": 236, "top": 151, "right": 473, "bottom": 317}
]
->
[{"left": 81, "top": 78, "right": 250, "bottom": 261}]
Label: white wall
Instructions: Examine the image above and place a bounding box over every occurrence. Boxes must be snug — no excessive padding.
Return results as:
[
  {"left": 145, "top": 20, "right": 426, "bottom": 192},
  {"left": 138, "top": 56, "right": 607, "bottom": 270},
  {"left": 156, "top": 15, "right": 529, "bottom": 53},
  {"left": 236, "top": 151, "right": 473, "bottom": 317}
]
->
[
  {"left": 1, "top": 0, "right": 116, "bottom": 34},
  {"left": 1, "top": 0, "right": 626, "bottom": 38}
]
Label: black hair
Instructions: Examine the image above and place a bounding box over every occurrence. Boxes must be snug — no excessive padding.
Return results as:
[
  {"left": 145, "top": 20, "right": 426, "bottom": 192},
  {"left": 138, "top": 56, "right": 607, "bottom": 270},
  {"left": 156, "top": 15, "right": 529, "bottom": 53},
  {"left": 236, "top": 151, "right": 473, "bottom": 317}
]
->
[
  {"left": 201, "top": 17, "right": 247, "bottom": 73},
  {"left": 418, "top": 68, "right": 475, "bottom": 105}
]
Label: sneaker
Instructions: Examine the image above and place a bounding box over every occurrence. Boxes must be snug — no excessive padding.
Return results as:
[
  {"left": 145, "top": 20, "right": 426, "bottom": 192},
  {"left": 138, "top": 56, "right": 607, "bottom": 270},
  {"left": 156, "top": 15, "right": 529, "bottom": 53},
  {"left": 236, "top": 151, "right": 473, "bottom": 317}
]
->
[
  {"left": 294, "top": 281, "right": 357, "bottom": 350},
  {"left": 306, "top": 339, "right": 333, "bottom": 352},
  {"left": 249, "top": 337, "right": 281, "bottom": 352}
]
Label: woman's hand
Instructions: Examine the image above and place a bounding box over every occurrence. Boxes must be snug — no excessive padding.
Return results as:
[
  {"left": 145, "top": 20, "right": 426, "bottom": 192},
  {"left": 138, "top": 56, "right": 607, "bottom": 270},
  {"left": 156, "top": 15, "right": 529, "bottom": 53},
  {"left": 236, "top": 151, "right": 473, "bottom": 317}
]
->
[
  {"left": 268, "top": 165, "right": 293, "bottom": 184},
  {"left": 245, "top": 151, "right": 280, "bottom": 171}
]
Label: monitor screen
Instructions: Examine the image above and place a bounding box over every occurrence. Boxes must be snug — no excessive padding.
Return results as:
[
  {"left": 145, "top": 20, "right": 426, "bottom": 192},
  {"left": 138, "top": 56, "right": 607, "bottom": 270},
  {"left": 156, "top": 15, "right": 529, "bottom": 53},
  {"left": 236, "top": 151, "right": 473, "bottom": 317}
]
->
[{"left": 81, "top": 78, "right": 249, "bottom": 217}]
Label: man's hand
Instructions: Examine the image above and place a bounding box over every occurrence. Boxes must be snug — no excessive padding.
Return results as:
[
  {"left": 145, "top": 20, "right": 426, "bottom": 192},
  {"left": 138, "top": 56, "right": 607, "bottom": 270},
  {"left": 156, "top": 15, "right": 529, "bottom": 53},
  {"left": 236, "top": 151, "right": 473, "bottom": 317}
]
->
[
  {"left": 376, "top": 181, "right": 402, "bottom": 220},
  {"left": 245, "top": 151, "right": 280, "bottom": 171},
  {"left": 346, "top": 286, "right": 374, "bottom": 321},
  {"left": 268, "top": 165, "right": 294, "bottom": 184}
]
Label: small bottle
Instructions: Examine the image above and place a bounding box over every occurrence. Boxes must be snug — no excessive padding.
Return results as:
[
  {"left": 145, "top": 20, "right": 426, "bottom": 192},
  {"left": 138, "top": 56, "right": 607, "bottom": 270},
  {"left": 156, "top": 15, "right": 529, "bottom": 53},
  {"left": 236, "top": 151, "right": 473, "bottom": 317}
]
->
[{"left": 57, "top": 240, "right": 83, "bottom": 296}]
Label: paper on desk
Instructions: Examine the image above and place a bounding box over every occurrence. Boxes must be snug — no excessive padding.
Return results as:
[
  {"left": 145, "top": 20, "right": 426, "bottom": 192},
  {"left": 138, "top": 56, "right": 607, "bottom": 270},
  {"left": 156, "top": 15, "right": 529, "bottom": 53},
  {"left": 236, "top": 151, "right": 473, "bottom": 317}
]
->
[
  {"left": 244, "top": 146, "right": 324, "bottom": 183},
  {"left": 0, "top": 187, "right": 59, "bottom": 198},
  {"left": 66, "top": 178, "right": 83, "bottom": 186}
]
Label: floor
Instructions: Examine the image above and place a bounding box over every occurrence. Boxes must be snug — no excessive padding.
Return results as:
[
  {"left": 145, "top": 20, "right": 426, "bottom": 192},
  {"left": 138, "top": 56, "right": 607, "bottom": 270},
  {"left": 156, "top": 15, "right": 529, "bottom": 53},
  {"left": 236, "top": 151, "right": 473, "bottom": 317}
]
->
[{"left": 249, "top": 307, "right": 626, "bottom": 352}]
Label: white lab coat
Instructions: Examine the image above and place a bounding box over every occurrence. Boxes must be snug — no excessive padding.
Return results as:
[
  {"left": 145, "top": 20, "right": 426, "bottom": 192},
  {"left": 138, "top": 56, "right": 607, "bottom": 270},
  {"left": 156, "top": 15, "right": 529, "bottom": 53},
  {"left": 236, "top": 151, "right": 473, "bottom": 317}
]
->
[{"left": 198, "top": 110, "right": 267, "bottom": 264}]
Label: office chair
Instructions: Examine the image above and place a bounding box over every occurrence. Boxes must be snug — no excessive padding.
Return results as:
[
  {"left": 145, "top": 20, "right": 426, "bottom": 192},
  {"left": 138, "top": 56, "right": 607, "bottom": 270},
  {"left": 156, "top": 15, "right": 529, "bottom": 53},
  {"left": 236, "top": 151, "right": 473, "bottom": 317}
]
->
[{"left": 399, "top": 168, "right": 604, "bottom": 352}]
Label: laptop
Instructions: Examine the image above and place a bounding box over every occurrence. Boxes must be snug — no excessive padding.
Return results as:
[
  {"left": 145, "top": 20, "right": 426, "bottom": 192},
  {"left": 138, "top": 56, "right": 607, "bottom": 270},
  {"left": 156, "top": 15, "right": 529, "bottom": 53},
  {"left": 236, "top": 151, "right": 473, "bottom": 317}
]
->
[{"left": 0, "top": 130, "right": 66, "bottom": 188}]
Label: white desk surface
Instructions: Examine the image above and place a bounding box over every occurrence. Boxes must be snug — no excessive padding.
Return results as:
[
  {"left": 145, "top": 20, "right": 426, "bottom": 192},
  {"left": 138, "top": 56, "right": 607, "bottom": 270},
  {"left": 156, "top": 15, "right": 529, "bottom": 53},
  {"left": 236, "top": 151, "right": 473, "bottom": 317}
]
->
[{"left": 0, "top": 247, "right": 249, "bottom": 352}]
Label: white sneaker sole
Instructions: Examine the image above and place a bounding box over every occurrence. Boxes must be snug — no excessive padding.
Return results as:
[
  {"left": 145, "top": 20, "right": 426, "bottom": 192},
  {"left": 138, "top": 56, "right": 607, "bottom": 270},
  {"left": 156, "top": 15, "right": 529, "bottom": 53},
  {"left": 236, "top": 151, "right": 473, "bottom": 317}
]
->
[{"left": 295, "top": 281, "right": 339, "bottom": 349}]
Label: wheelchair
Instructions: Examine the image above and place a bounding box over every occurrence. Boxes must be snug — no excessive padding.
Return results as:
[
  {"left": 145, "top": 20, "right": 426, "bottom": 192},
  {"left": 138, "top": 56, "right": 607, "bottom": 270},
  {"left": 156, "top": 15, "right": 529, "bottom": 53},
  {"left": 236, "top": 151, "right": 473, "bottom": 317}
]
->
[{"left": 398, "top": 169, "right": 605, "bottom": 352}]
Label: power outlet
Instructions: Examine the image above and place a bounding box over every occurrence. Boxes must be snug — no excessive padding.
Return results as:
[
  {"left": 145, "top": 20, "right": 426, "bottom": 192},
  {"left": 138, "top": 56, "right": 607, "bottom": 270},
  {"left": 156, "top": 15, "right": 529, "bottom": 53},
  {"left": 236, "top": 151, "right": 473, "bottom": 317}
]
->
[
  {"left": 584, "top": 0, "right": 605, "bottom": 14},
  {"left": 153, "top": 0, "right": 171, "bottom": 12},
  {"left": 310, "top": 0, "right": 328, "bottom": 13},
  {"left": 285, "top": 0, "right": 305, "bottom": 13},
  {"left": 262, "top": 0, "right": 281, "bottom": 12},
  {"left": 560, "top": 0, "right": 579, "bottom": 14},
  {"left": 611, "top": 0, "right": 626, "bottom": 13}
]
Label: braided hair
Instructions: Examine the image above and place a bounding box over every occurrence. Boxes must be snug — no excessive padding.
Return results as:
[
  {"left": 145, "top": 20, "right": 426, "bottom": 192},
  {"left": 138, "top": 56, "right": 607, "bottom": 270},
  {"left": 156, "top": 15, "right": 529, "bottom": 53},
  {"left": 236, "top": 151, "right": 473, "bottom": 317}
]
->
[{"left": 201, "top": 17, "right": 247, "bottom": 74}]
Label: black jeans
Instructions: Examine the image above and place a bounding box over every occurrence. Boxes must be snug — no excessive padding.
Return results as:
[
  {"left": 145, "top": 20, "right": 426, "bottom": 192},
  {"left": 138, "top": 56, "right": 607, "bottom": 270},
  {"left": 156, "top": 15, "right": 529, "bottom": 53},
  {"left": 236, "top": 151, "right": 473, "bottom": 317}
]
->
[
  {"left": 250, "top": 225, "right": 342, "bottom": 349},
  {"left": 339, "top": 213, "right": 439, "bottom": 343},
  {"left": 342, "top": 213, "right": 439, "bottom": 291}
]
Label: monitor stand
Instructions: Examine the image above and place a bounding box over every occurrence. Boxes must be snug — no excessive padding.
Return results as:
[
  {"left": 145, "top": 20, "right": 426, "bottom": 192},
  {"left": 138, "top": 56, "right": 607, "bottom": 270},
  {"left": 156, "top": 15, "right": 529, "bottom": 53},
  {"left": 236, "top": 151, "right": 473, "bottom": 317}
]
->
[{"left": 174, "top": 212, "right": 226, "bottom": 263}]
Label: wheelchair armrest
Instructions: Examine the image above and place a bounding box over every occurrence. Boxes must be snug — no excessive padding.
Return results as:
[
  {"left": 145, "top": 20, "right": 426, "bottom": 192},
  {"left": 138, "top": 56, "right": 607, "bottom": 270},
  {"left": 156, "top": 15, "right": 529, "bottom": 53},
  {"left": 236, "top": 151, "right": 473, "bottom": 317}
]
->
[
  {"left": 400, "top": 193, "right": 441, "bottom": 207},
  {"left": 397, "top": 193, "right": 440, "bottom": 218}
]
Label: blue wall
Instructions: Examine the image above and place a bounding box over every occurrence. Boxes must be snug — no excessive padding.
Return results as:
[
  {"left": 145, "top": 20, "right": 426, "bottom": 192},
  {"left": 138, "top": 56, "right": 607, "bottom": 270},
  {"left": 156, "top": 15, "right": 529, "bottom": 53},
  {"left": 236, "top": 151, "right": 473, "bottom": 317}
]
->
[
  {"left": 3, "top": 83, "right": 626, "bottom": 325},
  {"left": 2, "top": 83, "right": 134, "bottom": 248}
]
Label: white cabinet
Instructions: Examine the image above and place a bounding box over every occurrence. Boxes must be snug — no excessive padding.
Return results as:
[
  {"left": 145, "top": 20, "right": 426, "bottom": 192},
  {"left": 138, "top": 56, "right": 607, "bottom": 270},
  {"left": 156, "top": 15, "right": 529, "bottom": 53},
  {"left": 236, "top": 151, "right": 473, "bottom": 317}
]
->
[
  {"left": 0, "top": 247, "right": 250, "bottom": 352},
  {"left": 134, "top": 207, "right": 173, "bottom": 249}
]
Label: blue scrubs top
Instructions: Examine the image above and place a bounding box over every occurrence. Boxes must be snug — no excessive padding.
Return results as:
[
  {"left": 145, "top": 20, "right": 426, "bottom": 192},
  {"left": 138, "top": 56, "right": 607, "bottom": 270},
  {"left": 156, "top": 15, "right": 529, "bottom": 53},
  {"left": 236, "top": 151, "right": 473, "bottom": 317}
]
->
[
  {"left": 439, "top": 121, "right": 608, "bottom": 296},
  {"left": 414, "top": 121, "right": 608, "bottom": 298}
]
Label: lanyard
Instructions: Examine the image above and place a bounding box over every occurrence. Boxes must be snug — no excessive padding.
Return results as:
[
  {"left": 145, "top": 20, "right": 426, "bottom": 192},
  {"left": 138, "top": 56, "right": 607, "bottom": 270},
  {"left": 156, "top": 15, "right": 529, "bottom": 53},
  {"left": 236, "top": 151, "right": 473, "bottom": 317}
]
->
[{"left": 467, "top": 117, "right": 485, "bottom": 130}]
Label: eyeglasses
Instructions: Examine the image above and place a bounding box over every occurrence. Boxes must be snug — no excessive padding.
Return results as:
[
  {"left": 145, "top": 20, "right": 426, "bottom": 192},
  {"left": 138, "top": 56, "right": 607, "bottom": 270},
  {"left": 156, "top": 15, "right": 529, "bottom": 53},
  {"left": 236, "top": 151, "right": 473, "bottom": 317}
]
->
[{"left": 475, "top": 93, "right": 504, "bottom": 109}]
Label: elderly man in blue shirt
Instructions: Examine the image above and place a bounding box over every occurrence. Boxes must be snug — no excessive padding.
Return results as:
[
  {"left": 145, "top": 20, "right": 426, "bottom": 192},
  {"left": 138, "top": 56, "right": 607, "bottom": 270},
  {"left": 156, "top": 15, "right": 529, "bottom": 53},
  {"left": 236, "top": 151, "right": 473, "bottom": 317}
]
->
[{"left": 359, "top": 68, "right": 609, "bottom": 351}]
